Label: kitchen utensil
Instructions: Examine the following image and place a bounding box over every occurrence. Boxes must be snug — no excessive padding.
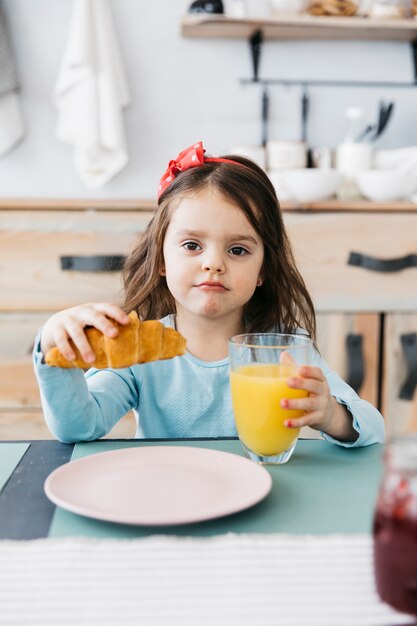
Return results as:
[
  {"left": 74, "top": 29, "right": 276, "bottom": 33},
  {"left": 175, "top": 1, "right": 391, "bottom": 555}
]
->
[
  {"left": 301, "top": 85, "right": 314, "bottom": 167},
  {"left": 372, "top": 101, "right": 394, "bottom": 142},
  {"left": 261, "top": 85, "right": 269, "bottom": 147},
  {"left": 356, "top": 100, "right": 395, "bottom": 143},
  {"left": 249, "top": 29, "right": 262, "bottom": 82}
]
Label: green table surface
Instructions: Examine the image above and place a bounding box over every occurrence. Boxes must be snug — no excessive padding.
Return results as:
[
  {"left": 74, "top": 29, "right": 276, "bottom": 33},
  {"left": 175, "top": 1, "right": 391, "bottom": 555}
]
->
[
  {"left": 0, "top": 443, "right": 30, "bottom": 493},
  {"left": 48, "top": 439, "right": 383, "bottom": 538}
]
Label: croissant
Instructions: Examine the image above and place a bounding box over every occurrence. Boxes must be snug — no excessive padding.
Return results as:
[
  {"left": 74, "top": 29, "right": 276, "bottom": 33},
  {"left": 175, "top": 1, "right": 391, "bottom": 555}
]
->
[{"left": 45, "top": 311, "right": 186, "bottom": 369}]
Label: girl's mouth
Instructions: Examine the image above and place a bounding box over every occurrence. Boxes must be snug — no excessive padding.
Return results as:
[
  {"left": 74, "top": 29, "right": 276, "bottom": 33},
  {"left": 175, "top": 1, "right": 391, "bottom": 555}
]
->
[{"left": 196, "top": 282, "right": 228, "bottom": 291}]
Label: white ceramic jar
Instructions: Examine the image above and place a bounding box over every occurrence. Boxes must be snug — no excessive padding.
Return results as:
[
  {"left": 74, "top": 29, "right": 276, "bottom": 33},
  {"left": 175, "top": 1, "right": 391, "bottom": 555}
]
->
[{"left": 266, "top": 140, "right": 307, "bottom": 170}]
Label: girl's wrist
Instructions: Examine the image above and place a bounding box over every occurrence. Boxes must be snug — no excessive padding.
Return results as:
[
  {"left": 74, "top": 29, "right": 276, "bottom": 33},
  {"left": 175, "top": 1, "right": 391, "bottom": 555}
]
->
[{"left": 323, "top": 398, "right": 359, "bottom": 442}]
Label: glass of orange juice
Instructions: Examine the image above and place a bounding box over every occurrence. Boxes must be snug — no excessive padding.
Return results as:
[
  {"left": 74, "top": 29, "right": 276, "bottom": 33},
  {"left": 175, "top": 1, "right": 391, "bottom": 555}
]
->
[{"left": 229, "top": 333, "right": 312, "bottom": 464}]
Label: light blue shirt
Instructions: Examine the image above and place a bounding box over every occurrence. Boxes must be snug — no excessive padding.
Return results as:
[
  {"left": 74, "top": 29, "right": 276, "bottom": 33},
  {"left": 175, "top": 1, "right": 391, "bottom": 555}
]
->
[{"left": 33, "top": 315, "right": 385, "bottom": 446}]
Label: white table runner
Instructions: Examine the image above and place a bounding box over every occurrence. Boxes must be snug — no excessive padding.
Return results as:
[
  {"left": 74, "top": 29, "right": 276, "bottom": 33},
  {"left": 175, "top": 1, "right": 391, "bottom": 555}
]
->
[{"left": 0, "top": 534, "right": 414, "bottom": 626}]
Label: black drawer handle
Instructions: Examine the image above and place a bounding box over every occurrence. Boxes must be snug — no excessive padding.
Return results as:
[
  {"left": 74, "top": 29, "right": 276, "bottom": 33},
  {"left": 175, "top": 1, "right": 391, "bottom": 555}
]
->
[
  {"left": 60, "top": 255, "right": 126, "bottom": 272},
  {"left": 346, "top": 333, "right": 364, "bottom": 394},
  {"left": 399, "top": 333, "right": 417, "bottom": 401},
  {"left": 348, "top": 251, "right": 417, "bottom": 273}
]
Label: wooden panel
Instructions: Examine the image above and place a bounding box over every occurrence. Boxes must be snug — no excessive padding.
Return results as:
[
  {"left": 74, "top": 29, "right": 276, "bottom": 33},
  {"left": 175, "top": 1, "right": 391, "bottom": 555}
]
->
[
  {"left": 0, "top": 314, "right": 52, "bottom": 409},
  {"left": 382, "top": 313, "right": 417, "bottom": 438},
  {"left": 1, "top": 199, "right": 417, "bottom": 213},
  {"left": 181, "top": 15, "right": 417, "bottom": 41},
  {"left": 284, "top": 213, "right": 417, "bottom": 312},
  {"left": 316, "top": 313, "right": 380, "bottom": 407},
  {"left": 0, "top": 211, "right": 153, "bottom": 311},
  {"left": 0, "top": 199, "right": 156, "bottom": 211},
  {"left": 0, "top": 410, "right": 137, "bottom": 441}
]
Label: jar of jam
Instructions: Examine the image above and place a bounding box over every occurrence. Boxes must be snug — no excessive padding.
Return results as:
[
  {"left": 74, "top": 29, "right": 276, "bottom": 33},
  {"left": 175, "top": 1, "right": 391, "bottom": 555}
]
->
[{"left": 373, "top": 435, "right": 417, "bottom": 616}]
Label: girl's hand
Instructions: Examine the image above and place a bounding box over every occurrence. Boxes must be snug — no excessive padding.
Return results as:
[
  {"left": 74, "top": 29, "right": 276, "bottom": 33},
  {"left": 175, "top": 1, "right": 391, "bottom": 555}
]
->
[
  {"left": 281, "top": 365, "right": 359, "bottom": 442},
  {"left": 40, "top": 303, "right": 130, "bottom": 364}
]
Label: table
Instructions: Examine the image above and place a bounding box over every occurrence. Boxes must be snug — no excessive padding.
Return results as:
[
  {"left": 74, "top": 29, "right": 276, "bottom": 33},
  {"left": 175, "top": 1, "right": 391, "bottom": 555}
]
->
[
  {"left": 1, "top": 438, "right": 415, "bottom": 626},
  {"left": 0, "top": 437, "right": 383, "bottom": 540}
]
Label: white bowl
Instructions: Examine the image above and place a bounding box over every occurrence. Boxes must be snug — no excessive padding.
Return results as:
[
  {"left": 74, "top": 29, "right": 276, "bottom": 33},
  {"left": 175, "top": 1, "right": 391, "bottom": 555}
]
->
[
  {"left": 273, "top": 169, "right": 342, "bottom": 202},
  {"left": 269, "top": 0, "right": 309, "bottom": 15},
  {"left": 356, "top": 170, "right": 417, "bottom": 202}
]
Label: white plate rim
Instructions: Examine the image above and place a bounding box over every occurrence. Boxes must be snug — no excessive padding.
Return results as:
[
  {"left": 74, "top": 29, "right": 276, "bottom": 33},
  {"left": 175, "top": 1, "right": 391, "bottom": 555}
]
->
[{"left": 44, "top": 445, "right": 272, "bottom": 526}]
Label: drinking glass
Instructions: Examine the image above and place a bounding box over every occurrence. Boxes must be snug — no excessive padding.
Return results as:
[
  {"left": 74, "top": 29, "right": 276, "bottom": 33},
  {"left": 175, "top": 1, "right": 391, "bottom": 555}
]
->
[{"left": 229, "top": 333, "right": 312, "bottom": 465}]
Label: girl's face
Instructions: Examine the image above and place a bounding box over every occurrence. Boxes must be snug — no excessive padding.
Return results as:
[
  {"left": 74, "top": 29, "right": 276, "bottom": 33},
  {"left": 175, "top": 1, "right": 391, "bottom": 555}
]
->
[{"left": 162, "top": 187, "right": 264, "bottom": 327}]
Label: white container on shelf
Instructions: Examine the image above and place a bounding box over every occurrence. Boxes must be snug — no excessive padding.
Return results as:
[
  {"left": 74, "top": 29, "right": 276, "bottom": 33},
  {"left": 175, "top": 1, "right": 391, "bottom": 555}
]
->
[
  {"left": 266, "top": 140, "right": 307, "bottom": 170},
  {"left": 336, "top": 142, "right": 373, "bottom": 200},
  {"left": 225, "top": 0, "right": 248, "bottom": 18},
  {"left": 269, "top": 0, "right": 309, "bottom": 15}
]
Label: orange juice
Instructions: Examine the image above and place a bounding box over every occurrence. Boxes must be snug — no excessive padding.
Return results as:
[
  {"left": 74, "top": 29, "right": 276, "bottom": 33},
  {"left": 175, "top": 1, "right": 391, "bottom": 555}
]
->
[{"left": 230, "top": 363, "right": 308, "bottom": 456}]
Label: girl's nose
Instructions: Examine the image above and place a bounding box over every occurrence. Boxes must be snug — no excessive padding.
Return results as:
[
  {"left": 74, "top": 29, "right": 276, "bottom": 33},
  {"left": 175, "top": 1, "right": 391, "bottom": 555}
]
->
[{"left": 202, "top": 256, "right": 225, "bottom": 274}]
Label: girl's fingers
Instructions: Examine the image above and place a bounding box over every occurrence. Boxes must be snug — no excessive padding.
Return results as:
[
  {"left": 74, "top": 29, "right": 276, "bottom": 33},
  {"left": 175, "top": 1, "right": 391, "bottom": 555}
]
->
[
  {"left": 297, "top": 365, "right": 325, "bottom": 381},
  {"left": 287, "top": 376, "right": 321, "bottom": 395},
  {"left": 93, "top": 303, "right": 130, "bottom": 325},
  {"left": 79, "top": 309, "right": 120, "bottom": 338},
  {"left": 63, "top": 321, "right": 96, "bottom": 363},
  {"left": 281, "top": 396, "right": 320, "bottom": 412},
  {"left": 53, "top": 329, "right": 77, "bottom": 362},
  {"left": 280, "top": 350, "right": 295, "bottom": 366},
  {"left": 284, "top": 413, "right": 323, "bottom": 429}
]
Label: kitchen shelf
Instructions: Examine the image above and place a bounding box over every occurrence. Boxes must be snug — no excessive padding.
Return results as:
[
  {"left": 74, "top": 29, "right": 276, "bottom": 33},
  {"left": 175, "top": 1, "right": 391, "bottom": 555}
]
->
[
  {"left": 181, "top": 15, "right": 417, "bottom": 42},
  {"left": 1, "top": 199, "right": 416, "bottom": 212},
  {"left": 0, "top": 198, "right": 156, "bottom": 212}
]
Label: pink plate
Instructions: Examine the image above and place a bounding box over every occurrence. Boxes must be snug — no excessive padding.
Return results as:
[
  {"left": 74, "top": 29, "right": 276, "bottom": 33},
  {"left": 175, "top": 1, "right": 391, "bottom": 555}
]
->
[{"left": 44, "top": 446, "right": 272, "bottom": 526}]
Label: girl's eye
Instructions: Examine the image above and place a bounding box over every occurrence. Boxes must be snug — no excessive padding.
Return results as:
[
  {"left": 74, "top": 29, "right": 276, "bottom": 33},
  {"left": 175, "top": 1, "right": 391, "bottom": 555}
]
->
[
  {"left": 182, "top": 241, "right": 201, "bottom": 251},
  {"left": 229, "top": 246, "right": 248, "bottom": 256}
]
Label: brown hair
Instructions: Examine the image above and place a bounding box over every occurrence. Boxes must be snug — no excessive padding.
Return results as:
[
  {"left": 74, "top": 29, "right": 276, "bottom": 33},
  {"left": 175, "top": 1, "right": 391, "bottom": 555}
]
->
[{"left": 121, "top": 155, "right": 316, "bottom": 340}]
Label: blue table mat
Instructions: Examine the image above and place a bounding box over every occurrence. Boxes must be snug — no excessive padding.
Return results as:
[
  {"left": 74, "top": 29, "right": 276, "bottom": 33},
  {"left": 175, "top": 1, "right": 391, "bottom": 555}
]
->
[
  {"left": 0, "top": 443, "right": 30, "bottom": 493},
  {"left": 48, "top": 439, "right": 383, "bottom": 538}
]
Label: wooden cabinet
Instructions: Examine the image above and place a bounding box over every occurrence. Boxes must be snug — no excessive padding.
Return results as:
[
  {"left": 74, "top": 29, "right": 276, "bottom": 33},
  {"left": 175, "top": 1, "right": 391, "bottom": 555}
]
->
[
  {"left": 382, "top": 313, "right": 417, "bottom": 438},
  {"left": 315, "top": 312, "right": 380, "bottom": 407},
  {"left": 1, "top": 203, "right": 416, "bottom": 440},
  {"left": 0, "top": 207, "right": 153, "bottom": 439},
  {"left": 283, "top": 209, "right": 417, "bottom": 434}
]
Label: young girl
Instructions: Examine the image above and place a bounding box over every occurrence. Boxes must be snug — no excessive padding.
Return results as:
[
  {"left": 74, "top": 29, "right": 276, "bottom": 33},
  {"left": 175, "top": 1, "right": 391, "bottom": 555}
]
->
[{"left": 34, "top": 141, "right": 384, "bottom": 446}]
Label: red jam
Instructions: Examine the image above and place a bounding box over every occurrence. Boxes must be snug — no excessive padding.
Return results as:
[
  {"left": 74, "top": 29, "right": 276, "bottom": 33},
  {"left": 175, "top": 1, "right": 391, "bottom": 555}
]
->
[{"left": 373, "top": 460, "right": 417, "bottom": 615}]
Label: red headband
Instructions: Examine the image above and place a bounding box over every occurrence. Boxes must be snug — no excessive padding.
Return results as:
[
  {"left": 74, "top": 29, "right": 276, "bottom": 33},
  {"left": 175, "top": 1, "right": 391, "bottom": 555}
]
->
[{"left": 158, "top": 141, "right": 243, "bottom": 199}]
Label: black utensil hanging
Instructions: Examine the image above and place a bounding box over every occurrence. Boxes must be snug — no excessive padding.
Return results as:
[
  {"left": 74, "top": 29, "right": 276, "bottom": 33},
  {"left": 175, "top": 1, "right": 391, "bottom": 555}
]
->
[
  {"left": 261, "top": 85, "right": 269, "bottom": 147},
  {"left": 372, "top": 101, "right": 394, "bottom": 142},
  {"left": 249, "top": 29, "right": 263, "bottom": 82},
  {"left": 301, "top": 85, "right": 313, "bottom": 167}
]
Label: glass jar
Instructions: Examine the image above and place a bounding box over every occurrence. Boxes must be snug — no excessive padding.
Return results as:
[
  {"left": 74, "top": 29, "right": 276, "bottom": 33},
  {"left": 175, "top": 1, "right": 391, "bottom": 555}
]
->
[{"left": 373, "top": 435, "right": 417, "bottom": 616}]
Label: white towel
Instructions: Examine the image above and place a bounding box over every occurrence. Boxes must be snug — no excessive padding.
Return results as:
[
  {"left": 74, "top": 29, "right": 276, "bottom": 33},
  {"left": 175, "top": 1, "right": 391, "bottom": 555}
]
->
[
  {"left": 53, "top": 0, "right": 130, "bottom": 188},
  {"left": 0, "top": 534, "right": 413, "bottom": 626}
]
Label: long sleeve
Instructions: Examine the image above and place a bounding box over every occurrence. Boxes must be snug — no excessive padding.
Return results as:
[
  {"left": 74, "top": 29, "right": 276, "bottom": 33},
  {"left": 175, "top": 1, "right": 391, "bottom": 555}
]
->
[
  {"left": 33, "top": 334, "right": 139, "bottom": 443},
  {"left": 312, "top": 348, "right": 385, "bottom": 447}
]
